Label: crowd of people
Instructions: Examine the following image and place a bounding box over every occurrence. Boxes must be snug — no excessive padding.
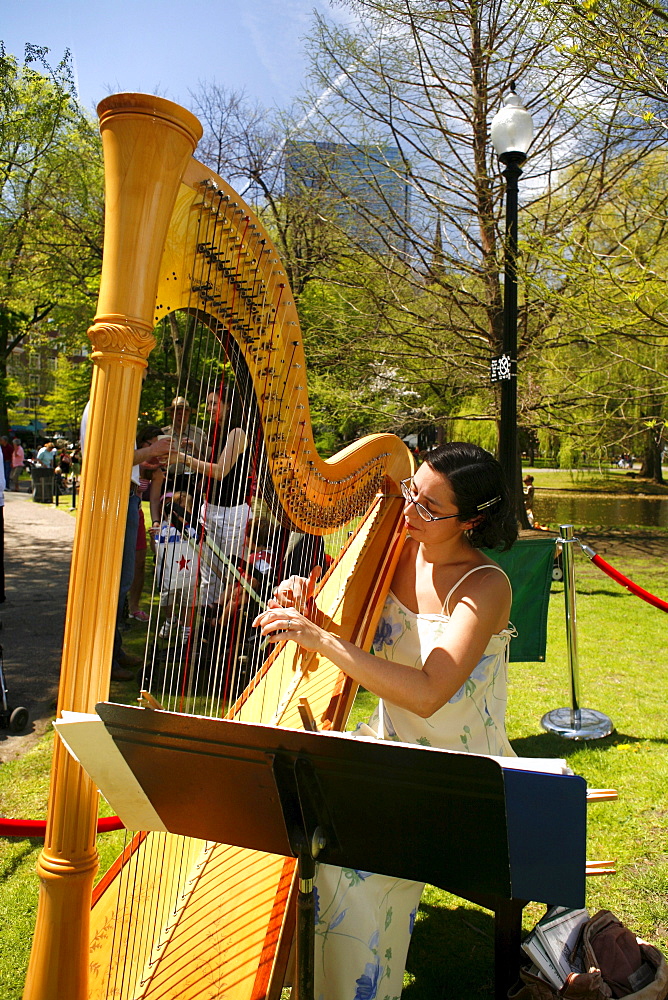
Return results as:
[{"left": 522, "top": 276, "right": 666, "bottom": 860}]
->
[
  {"left": 615, "top": 453, "right": 634, "bottom": 468},
  {"left": 81, "top": 388, "right": 294, "bottom": 683},
  {"left": 0, "top": 435, "right": 81, "bottom": 495}
]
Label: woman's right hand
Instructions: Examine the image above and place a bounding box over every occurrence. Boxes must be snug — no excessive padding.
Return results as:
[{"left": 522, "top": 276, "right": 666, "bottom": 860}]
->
[{"left": 269, "top": 565, "right": 322, "bottom": 615}]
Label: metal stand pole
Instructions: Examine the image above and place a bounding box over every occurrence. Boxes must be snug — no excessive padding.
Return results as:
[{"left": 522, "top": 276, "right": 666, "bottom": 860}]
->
[
  {"left": 541, "top": 524, "right": 613, "bottom": 740},
  {"left": 295, "top": 843, "right": 316, "bottom": 1000},
  {"left": 70, "top": 475, "right": 77, "bottom": 512}
]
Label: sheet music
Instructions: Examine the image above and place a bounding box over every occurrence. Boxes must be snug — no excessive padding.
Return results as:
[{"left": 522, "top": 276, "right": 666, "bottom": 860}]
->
[
  {"left": 54, "top": 711, "right": 168, "bottom": 832},
  {"left": 348, "top": 726, "right": 572, "bottom": 775}
]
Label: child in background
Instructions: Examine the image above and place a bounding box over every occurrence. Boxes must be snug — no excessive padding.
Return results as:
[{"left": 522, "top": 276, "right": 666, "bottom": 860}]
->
[
  {"left": 156, "top": 491, "right": 199, "bottom": 643},
  {"left": 201, "top": 516, "right": 277, "bottom": 699}
]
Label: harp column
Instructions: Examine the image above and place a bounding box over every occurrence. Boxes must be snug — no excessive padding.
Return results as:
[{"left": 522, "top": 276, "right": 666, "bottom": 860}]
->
[{"left": 24, "top": 96, "right": 202, "bottom": 1000}]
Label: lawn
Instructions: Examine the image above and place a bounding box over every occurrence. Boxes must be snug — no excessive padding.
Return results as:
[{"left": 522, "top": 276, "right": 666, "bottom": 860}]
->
[
  {"left": 1, "top": 524, "right": 667, "bottom": 998},
  {"left": 522, "top": 464, "right": 668, "bottom": 497}
]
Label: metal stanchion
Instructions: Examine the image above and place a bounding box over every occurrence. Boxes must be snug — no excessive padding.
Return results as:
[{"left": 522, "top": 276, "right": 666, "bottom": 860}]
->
[
  {"left": 69, "top": 475, "right": 77, "bottom": 511},
  {"left": 541, "top": 524, "right": 614, "bottom": 740}
]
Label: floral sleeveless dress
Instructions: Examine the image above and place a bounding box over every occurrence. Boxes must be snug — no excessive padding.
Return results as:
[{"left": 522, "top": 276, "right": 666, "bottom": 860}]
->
[{"left": 313, "top": 566, "right": 515, "bottom": 1000}]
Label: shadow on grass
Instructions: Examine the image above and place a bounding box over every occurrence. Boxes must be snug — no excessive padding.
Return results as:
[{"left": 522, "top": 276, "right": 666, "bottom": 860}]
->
[
  {"left": 510, "top": 731, "right": 668, "bottom": 759},
  {"left": 576, "top": 588, "right": 627, "bottom": 597},
  {"left": 405, "top": 900, "right": 496, "bottom": 999},
  {"left": 0, "top": 838, "right": 40, "bottom": 882}
]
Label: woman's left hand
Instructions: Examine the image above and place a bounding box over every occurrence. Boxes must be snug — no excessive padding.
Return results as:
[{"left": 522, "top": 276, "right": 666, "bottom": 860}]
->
[{"left": 252, "top": 607, "right": 324, "bottom": 652}]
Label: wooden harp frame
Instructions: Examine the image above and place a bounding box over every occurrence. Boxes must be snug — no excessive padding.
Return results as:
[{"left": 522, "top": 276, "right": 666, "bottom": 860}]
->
[{"left": 24, "top": 94, "right": 413, "bottom": 999}]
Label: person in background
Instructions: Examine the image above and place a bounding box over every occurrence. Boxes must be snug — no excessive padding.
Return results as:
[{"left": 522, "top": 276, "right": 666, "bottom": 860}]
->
[
  {"left": 173, "top": 385, "right": 250, "bottom": 607},
  {"left": 58, "top": 447, "right": 73, "bottom": 484},
  {"left": 161, "top": 396, "right": 206, "bottom": 497},
  {"left": 128, "top": 426, "right": 165, "bottom": 622},
  {"left": 36, "top": 442, "right": 57, "bottom": 467},
  {"left": 10, "top": 438, "right": 24, "bottom": 492},
  {"left": 154, "top": 491, "right": 199, "bottom": 646},
  {"left": 197, "top": 515, "right": 278, "bottom": 699},
  {"left": 523, "top": 474, "right": 535, "bottom": 527},
  {"left": 70, "top": 445, "right": 82, "bottom": 477},
  {"left": 80, "top": 403, "right": 173, "bottom": 680},
  {"left": 0, "top": 437, "right": 12, "bottom": 487}
]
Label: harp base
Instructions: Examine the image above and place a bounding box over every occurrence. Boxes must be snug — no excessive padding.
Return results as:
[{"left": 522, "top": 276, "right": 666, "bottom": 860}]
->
[{"left": 24, "top": 850, "right": 98, "bottom": 1000}]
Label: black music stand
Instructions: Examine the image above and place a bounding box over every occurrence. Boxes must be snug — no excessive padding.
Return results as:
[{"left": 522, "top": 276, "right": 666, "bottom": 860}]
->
[{"left": 93, "top": 703, "right": 587, "bottom": 1000}]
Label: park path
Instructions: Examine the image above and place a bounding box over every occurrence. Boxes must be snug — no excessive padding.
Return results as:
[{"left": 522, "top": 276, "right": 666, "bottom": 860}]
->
[{"left": 0, "top": 490, "right": 75, "bottom": 763}]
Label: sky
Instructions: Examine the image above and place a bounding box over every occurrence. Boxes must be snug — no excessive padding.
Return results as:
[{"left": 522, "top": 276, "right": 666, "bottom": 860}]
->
[{"left": 3, "top": 0, "right": 352, "bottom": 116}]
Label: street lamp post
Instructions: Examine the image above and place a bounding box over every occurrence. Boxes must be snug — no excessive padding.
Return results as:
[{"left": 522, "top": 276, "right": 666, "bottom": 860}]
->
[{"left": 491, "top": 84, "right": 533, "bottom": 520}]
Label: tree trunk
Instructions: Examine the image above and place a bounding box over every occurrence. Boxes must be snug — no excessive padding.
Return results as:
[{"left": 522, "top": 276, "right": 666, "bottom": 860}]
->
[
  {"left": 639, "top": 436, "right": 664, "bottom": 483},
  {"left": 0, "top": 354, "right": 9, "bottom": 437}
]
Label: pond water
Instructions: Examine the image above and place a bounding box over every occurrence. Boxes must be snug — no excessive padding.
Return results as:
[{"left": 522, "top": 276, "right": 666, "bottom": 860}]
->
[{"left": 534, "top": 492, "right": 668, "bottom": 528}]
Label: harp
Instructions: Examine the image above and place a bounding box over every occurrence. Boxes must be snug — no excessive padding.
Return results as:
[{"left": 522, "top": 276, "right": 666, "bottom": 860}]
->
[{"left": 24, "top": 94, "right": 412, "bottom": 999}]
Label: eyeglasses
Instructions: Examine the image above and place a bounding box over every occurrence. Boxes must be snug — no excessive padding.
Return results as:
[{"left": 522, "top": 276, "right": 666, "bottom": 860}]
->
[{"left": 400, "top": 479, "right": 461, "bottom": 522}]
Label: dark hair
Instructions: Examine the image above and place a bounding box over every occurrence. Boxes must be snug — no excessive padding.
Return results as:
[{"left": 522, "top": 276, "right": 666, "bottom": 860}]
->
[
  {"left": 246, "top": 516, "right": 273, "bottom": 549},
  {"left": 137, "top": 424, "right": 163, "bottom": 446},
  {"left": 425, "top": 442, "right": 518, "bottom": 551}
]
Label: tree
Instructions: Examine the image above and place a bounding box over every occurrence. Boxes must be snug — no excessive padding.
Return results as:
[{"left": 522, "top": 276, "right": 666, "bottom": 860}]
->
[
  {"left": 541, "top": 0, "right": 668, "bottom": 135},
  {"left": 519, "top": 148, "right": 668, "bottom": 480},
  {"left": 182, "top": 8, "right": 668, "bottom": 485},
  {"left": 285, "top": 0, "right": 665, "bottom": 507},
  {"left": 0, "top": 43, "right": 103, "bottom": 434},
  {"left": 533, "top": 0, "right": 668, "bottom": 479},
  {"left": 40, "top": 354, "right": 91, "bottom": 441},
  {"left": 187, "top": 75, "right": 509, "bottom": 451}
]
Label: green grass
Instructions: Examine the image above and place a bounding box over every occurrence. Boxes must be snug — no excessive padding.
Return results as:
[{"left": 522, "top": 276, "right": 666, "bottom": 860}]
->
[
  {"left": 1, "top": 526, "right": 668, "bottom": 998},
  {"left": 523, "top": 465, "right": 668, "bottom": 496},
  {"left": 0, "top": 733, "right": 128, "bottom": 998}
]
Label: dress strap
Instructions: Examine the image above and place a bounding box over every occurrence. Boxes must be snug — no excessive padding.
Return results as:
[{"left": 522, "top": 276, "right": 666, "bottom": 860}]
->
[{"left": 442, "top": 564, "right": 512, "bottom": 616}]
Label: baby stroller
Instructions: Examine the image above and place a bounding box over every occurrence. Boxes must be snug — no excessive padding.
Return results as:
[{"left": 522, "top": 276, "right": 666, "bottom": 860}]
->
[{"left": 0, "top": 644, "right": 29, "bottom": 732}]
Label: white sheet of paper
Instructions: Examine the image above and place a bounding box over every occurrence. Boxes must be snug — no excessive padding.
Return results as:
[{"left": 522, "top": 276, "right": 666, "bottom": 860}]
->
[{"left": 54, "top": 711, "right": 168, "bottom": 833}]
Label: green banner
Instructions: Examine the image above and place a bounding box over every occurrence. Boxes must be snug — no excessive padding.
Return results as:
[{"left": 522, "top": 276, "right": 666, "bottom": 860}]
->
[{"left": 483, "top": 534, "right": 557, "bottom": 662}]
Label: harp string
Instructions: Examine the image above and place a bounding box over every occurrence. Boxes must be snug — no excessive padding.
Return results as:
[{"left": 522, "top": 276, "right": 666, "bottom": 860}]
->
[{"left": 137, "top": 191, "right": 323, "bottom": 718}]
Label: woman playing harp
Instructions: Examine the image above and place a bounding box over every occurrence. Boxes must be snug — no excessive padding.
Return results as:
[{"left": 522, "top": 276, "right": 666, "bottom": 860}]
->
[{"left": 255, "top": 442, "right": 518, "bottom": 999}]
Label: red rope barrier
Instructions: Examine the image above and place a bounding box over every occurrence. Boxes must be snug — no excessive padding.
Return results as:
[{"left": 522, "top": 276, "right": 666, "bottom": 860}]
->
[
  {"left": 579, "top": 542, "right": 668, "bottom": 613},
  {"left": 0, "top": 816, "right": 124, "bottom": 838}
]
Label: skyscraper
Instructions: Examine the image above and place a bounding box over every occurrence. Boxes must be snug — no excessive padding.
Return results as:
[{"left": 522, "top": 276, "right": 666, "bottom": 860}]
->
[{"left": 284, "top": 140, "right": 410, "bottom": 252}]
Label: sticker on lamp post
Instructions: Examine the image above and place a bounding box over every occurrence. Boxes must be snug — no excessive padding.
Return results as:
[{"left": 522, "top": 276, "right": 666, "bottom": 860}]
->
[{"left": 490, "top": 353, "right": 515, "bottom": 382}]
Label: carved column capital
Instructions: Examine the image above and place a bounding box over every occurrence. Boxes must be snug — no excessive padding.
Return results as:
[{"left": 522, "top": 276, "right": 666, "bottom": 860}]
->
[{"left": 87, "top": 321, "right": 156, "bottom": 361}]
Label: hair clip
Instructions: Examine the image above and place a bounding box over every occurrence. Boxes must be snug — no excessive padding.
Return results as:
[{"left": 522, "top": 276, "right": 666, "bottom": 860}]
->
[{"left": 477, "top": 495, "right": 501, "bottom": 511}]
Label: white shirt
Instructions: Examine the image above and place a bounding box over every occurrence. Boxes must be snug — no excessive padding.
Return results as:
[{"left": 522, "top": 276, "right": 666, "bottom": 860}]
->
[{"left": 80, "top": 402, "right": 140, "bottom": 486}]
